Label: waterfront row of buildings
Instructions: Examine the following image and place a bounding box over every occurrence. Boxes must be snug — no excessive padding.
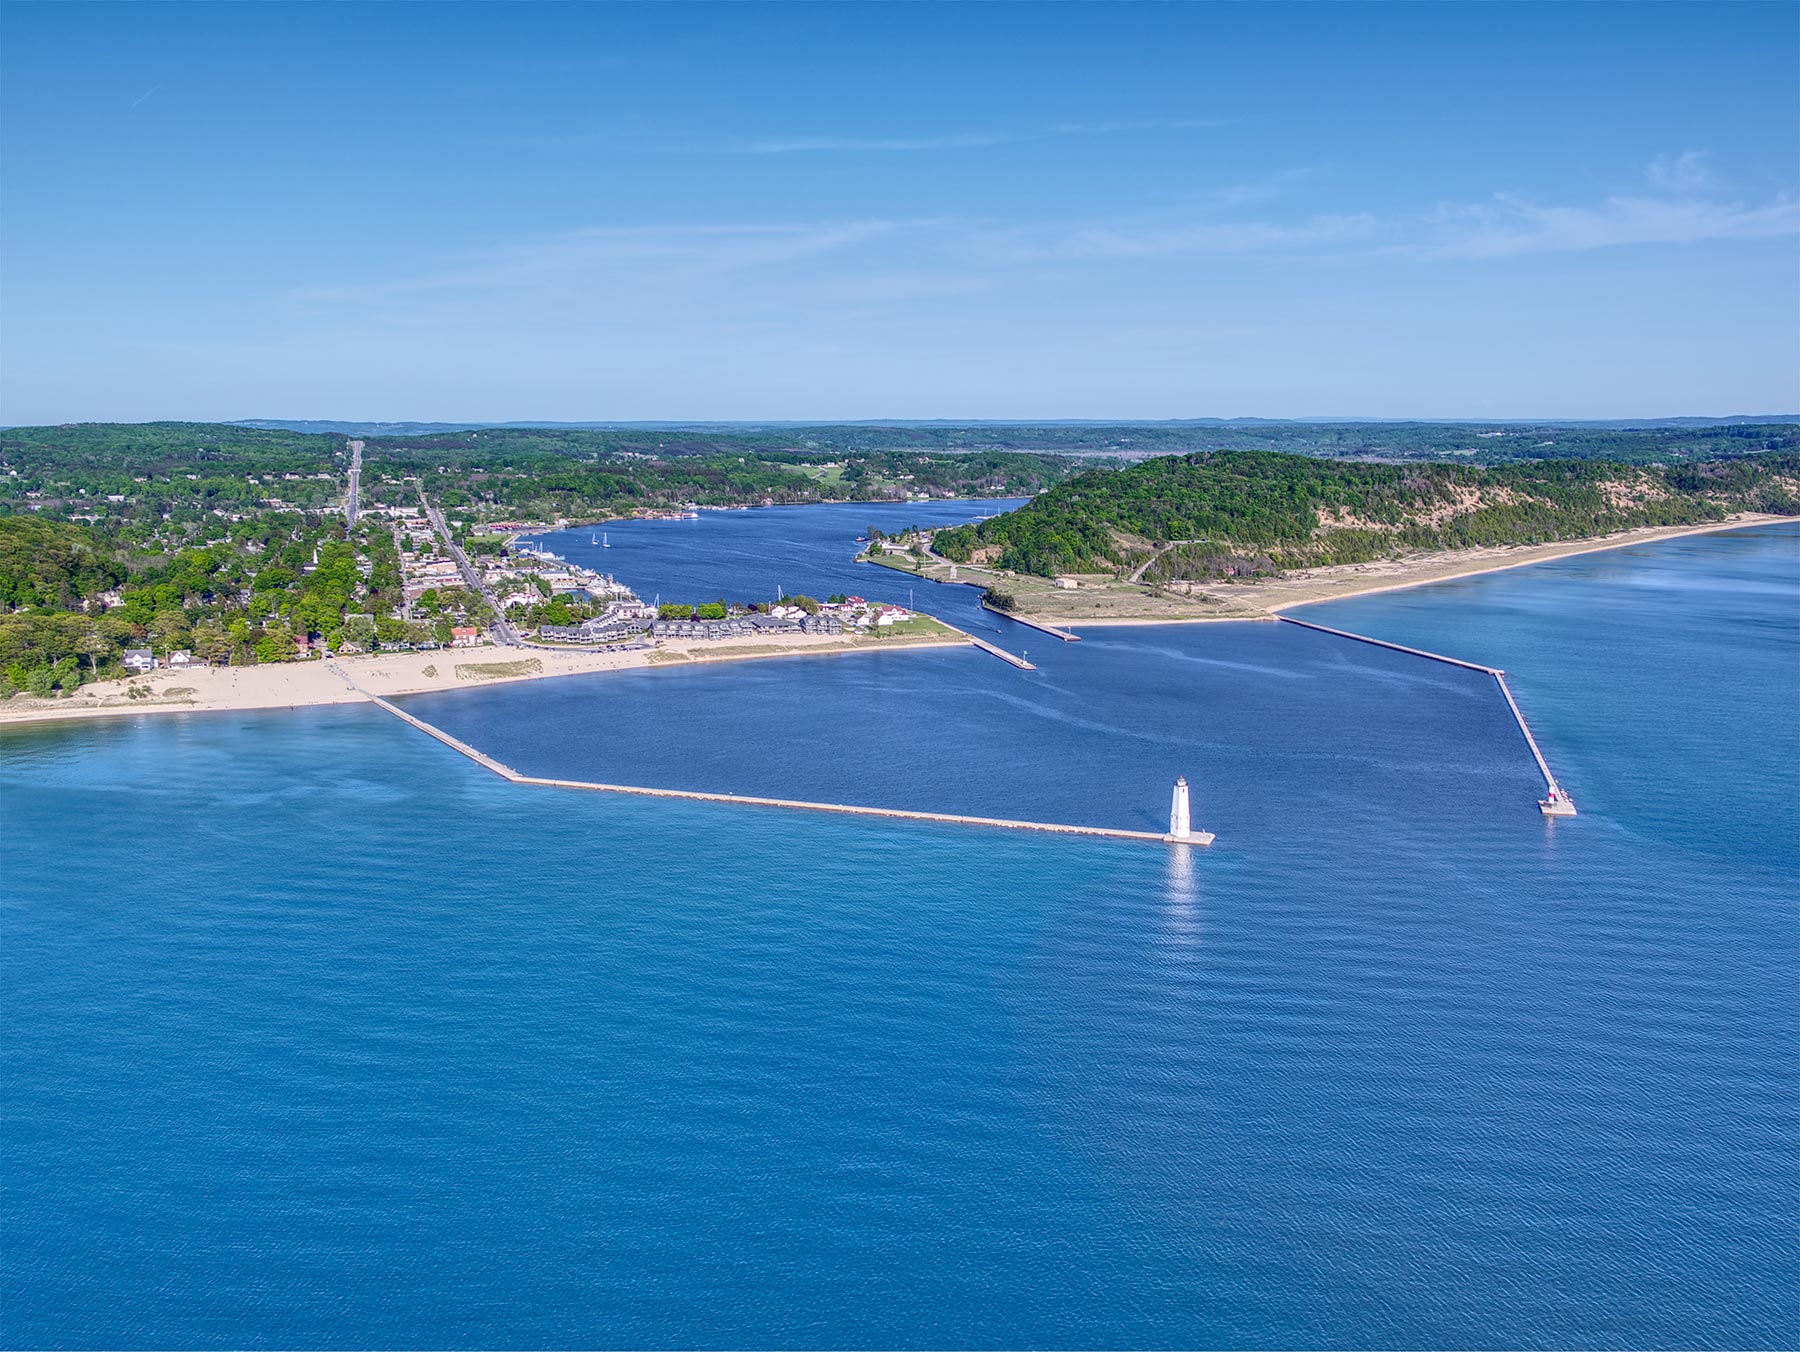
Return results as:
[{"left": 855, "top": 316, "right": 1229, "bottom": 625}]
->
[
  {"left": 648, "top": 613, "right": 845, "bottom": 641},
  {"left": 541, "top": 598, "right": 920, "bottom": 645}
]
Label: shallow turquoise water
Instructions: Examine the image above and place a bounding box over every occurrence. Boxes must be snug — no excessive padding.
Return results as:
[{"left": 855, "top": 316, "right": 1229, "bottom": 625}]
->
[{"left": 4, "top": 518, "right": 1796, "bottom": 1349}]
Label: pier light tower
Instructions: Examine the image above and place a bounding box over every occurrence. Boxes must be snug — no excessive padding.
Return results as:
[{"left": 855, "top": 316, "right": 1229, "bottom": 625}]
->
[{"left": 1169, "top": 776, "right": 1192, "bottom": 840}]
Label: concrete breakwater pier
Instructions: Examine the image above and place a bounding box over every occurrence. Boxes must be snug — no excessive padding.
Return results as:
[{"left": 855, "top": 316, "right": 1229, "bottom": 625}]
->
[
  {"left": 1275, "top": 616, "right": 1501, "bottom": 675},
  {"left": 330, "top": 665, "right": 1201, "bottom": 844},
  {"left": 985, "top": 608, "right": 1081, "bottom": 642},
  {"left": 961, "top": 632, "right": 1037, "bottom": 670},
  {"left": 1276, "top": 616, "right": 1576, "bottom": 815}
]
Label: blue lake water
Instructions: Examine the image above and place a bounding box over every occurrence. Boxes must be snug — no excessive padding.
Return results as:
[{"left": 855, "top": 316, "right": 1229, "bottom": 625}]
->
[
  {"left": 4, "top": 510, "right": 1796, "bottom": 1350},
  {"left": 534, "top": 497, "right": 1028, "bottom": 637}
]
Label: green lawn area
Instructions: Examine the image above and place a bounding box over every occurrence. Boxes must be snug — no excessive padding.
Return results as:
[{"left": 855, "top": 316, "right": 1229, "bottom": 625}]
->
[
  {"left": 862, "top": 550, "right": 927, "bottom": 573},
  {"left": 861, "top": 615, "right": 958, "bottom": 641}
]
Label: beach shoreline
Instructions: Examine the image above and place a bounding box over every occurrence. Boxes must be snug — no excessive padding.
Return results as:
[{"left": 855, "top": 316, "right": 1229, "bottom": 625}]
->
[
  {"left": 1043, "top": 513, "right": 1795, "bottom": 627},
  {"left": 3, "top": 515, "right": 1791, "bottom": 729},
  {"left": 0, "top": 631, "right": 966, "bottom": 731}
]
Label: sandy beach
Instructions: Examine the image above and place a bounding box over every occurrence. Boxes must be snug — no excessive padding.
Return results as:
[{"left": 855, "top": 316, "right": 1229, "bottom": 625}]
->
[
  {"left": 1038, "top": 513, "right": 1796, "bottom": 626},
  {"left": 0, "top": 630, "right": 967, "bottom": 730}
]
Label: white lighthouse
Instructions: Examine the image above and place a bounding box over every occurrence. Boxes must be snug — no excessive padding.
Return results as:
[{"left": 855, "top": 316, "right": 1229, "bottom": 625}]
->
[{"left": 1169, "top": 776, "right": 1192, "bottom": 839}]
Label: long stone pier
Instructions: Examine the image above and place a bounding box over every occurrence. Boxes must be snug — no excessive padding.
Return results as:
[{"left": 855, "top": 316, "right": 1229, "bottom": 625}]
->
[
  {"left": 1276, "top": 615, "right": 1501, "bottom": 674},
  {"left": 1492, "top": 670, "right": 1566, "bottom": 802},
  {"left": 958, "top": 632, "right": 1037, "bottom": 670},
  {"left": 985, "top": 608, "right": 1080, "bottom": 642},
  {"left": 1275, "top": 616, "right": 1575, "bottom": 814},
  {"left": 329, "top": 664, "right": 1201, "bottom": 843}
]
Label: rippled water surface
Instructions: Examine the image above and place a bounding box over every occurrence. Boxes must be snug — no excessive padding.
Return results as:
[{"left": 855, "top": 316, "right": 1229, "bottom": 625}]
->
[{"left": 4, "top": 512, "right": 1796, "bottom": 1349}]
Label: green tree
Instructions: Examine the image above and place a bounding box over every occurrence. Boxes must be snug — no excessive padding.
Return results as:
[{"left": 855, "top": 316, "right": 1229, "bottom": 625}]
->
[
  {"left": 340, "top": 614, "right": 378, "bottom": 651},
  {"left": 255, "top": 624, "right": 295, "bottom": 664},
  {"left": 193, "top": 618, "right": 230, "bottom": 665},
  {"left": 149, "top": 610, "right": 192, "bottom": 655}
]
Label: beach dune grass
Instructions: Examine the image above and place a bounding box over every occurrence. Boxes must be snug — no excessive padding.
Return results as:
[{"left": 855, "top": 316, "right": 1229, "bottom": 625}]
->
[{"left": 454, "top": 658, "right": 544, "bottom": 681}]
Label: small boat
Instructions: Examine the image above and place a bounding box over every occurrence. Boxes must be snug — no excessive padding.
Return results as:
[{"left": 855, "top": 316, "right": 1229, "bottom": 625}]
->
[{"left": 603, "top": 533, "right": 610, "bottom": 547}]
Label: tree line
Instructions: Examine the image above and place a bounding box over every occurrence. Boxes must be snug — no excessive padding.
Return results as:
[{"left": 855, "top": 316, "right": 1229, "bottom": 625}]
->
[{"left": 931, "top": 451, "right": 1800, "bottom": 580}]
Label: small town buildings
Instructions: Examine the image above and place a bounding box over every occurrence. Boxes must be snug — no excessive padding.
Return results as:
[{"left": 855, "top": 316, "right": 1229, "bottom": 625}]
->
[
  {"left": 166, "top": 650, "right": 205, "bottom": 670},
  {"left": 538, "top": 611, "right": 652, "bottom": 643},
  {"left": 649, "top": 614, "right": 802, "bottom": 641},
  {"left": 122, "top": 648, "right": 157, "bottom": 673},
  {"left": 450, "top": 626, "right": 481, "bottom": 647}
]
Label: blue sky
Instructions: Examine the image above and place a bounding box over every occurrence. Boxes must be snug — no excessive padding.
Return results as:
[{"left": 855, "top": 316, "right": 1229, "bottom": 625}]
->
[{"left": 3, "top": 2, "right": 1796, "bottom": 423}]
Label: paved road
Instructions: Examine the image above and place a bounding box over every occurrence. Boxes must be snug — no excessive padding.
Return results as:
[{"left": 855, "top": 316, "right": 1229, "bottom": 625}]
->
[
  {"left": 1126, "top": 536, "right": 1205, "bottom": 583},
  {"left": 393, "top": 525, "right": 414, "bottom": 624},
  {"left": 344, "top": 439, "right": 364, "bottom": 528},
  {"left": 419, "top": 492, "right": 520, "bottom": 645}
]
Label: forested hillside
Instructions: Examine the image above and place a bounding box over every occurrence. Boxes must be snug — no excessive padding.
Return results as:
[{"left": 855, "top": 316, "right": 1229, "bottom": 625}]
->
[
  {"left": 0, "top": 422, "right": 1073, "bottom": 524},
  {"left": 930, "top": 451, "right": 1800, "bottom": 580},
  {"left": 245, "top": 418, "right": 1800, "bottom": 466},
  {"left": 0, "top": 517, "right": 130, "bottom": 611}
]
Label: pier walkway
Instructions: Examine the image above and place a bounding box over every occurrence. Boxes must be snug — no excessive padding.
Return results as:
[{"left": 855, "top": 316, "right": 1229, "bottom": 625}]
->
[
  {"left": 988, "top": 609, "right": 1080, "bottom": 642},
  {"left": 328, "top": 664, "right": 1203, "bottom": 843},
  {"left": 1492, "top": 671, "right": 1565, "bottom": 802},
  {"left": 1276, "top": 616, "right": 1575, "bottom": 815},
  {"left": 1276, "top": 616, "right": 1500, "bottom": 675},
  {"left": 964, "top": 637, "right": 1036, "bottom": 673}
]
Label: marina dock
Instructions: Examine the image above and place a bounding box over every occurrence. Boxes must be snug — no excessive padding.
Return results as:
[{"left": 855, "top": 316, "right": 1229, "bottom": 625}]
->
[{"left": 332, "top": 665, "right": 1204, "bottom": 843}]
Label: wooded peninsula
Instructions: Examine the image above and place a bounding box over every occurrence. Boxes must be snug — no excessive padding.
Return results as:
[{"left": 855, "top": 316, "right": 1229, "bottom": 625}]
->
[{"left": 929, "top": 451, "right": 1800, "bottom": 582}]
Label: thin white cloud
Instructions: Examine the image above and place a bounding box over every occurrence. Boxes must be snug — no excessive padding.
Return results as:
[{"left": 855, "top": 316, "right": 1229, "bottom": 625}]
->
[
  {"left": 294, "top": 220, "right": 914, "bottom": 306},
  {"left": 1427, "top": 192, "right": 1799, "bottom": 259},
  {"left": 1049, "top": 118, "right": 1234, "bottom": 135},
  {"left": 292, "top": 173, "right": 1800, "bottom": 320},
  {"left": 744, "top": 133, "right": 1009, "bottom": 154},
  {"left": 1168, "top": 168, "right": 1320, "bottom": 209},
  {"left": 740, "top": 119, "right": 1227, "bottom": 154},
  {"left": 1647, "top": 150, "right": 1714, "bottom": 192},
  {"left": 983, "top": 214, "right": 1383, "bottom": 263}
]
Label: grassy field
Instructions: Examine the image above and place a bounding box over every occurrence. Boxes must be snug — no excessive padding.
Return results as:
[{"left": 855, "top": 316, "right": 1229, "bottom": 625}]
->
[
  {"left": 861, "top": 550, "right": 927, "bottom": 574},
  {"left": 894, "top": 555, "right": 1255, "bottom": 621},
  {"left": 860, "top": 615, "right": 960, "bottom": 640}
]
